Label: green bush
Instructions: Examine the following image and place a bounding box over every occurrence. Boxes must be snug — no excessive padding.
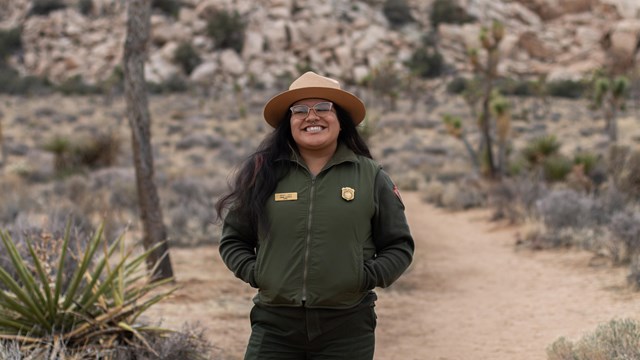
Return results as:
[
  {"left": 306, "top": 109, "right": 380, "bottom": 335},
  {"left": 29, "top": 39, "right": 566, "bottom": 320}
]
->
[
  {"left": 496, "top": 78, "right": 536, "bottom": 97},
  {"left": 547, "top": 318, "right": 640, "bottom": 360},
  {"left": 206, "top": 10, "right": 246, "bottom": 53},
  {"left": 573, "top": 152, "right": 598, "bottom": 175},
  {"left": 43, "top": 131, "right": 121, "bottom": 176},
  {"left": 174, "top": 42, "right": 202, "bottom": 75},
  {"left": 521, "top": 135, "right": 561, "bottom": 166},
  {"left": 55, "top": 75, "right": 101, "bottom": 95},
  {"left": 29, "top": 0, "right": 67, "bottom": 16},
  {"left": 152, "top": 0, "right": 181, "bottom": 18},
  {"left": 383, "top": 0, "right": 414, "bottom": 27},
  {"left": 543, "top": 155, "right": 572, "bottom": 182},
  {"left": 0, "top": 27, "right": 22, "bottom": 60},
  {"left": 446, "top": 76, "right": 469, "bottom": 94},
  {"left": 78, "top": 0, "right": 93, "bottom": 16},
  {"left": 147, "top": 74, "right": 189, "bottom": 94},
  {"left": 546, "top": 79, "right": 587, "bottom": 99},
  {"left": 430, "top": 0, "right": 476, "bottom": 29},
  {"left": 0, "top": 63, "right": 51, "bottom": 95},
  {"left": 405, "top": 36, "right": 445, "bottom": 79}
]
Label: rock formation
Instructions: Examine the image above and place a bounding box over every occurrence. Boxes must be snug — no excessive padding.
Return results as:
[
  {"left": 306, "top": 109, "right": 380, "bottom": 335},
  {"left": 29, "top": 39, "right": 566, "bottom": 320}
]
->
[{"left": 1, "top": 0, "right": 639, "bottom": 89}]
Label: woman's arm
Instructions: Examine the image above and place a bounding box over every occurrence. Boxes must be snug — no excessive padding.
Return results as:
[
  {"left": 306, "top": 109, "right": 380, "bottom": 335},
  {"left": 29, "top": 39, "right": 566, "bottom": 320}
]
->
[
  {"left": 219, "top": 210, "right": 259, "bottom": 288},
  {"left": 364, "top": 170, "right": 415, "bottom": 289}
]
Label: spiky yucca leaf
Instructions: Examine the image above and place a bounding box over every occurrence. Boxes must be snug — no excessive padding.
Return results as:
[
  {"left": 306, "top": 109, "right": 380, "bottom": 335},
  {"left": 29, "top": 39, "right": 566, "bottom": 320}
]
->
[{"left": 0, "top": 223, "right": 176, "bottom": 354}]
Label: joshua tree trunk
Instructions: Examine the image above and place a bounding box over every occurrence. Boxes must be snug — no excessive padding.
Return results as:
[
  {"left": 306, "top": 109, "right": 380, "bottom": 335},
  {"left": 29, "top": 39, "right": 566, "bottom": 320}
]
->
[
  {"left": 124, "top": 0, "right": 173, "bottom": 280},
  {"left": 461, "top": 135, "right": 480, "bottom": 175},
  {"left": 480, "top": 83, "right": 497, "bottom": 179},
  {"left": 608, "top": 104, "right": 618, "bottom": 143}
]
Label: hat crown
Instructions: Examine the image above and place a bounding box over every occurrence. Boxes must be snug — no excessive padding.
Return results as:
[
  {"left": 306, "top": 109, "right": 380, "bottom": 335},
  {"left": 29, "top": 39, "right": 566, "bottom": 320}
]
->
[{"left": 289, "top": 71, "right": 341, "bottom": 91}]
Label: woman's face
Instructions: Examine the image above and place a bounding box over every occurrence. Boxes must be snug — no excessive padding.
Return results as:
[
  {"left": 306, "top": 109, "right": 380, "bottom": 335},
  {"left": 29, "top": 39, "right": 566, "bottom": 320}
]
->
[{"left": 289, "top": 98, "right": 341, "bottom": 154}]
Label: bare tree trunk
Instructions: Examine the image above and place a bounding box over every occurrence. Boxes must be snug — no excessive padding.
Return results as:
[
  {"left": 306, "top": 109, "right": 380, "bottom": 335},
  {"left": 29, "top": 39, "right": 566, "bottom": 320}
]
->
[
  {"left": 0, "top": 117, "right": 5, "bottom": 169},
  {"left": 123, "top": 0, "right": 173, "bottom": 280}
]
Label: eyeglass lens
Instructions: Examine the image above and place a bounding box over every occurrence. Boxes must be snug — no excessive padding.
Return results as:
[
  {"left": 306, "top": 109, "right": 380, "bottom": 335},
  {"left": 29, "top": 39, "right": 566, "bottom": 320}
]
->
[{"left": 290, "top": 102, "right": 333, "bottom": 117}]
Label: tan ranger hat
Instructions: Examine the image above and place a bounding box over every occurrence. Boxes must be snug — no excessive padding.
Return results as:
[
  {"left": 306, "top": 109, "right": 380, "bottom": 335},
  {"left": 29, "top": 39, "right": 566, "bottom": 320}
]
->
[{"left": 263, "top": 71, "right": 366, "bottom": 128}]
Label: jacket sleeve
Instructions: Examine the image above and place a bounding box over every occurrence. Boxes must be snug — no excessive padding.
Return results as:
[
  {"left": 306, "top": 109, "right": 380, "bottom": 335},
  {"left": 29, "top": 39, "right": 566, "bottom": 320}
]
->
[
  {"left": 219, "top": 209, "right": 259, "bottom": 288},
  {"left": 364, "top": 169, "right": 415, "bottom": 289}
]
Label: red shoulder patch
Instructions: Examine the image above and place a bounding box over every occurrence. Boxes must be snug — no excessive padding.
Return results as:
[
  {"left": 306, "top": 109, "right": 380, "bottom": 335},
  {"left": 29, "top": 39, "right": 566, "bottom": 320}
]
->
[{"left": 393, "top": 184, "right": 404, "bottom": 205}]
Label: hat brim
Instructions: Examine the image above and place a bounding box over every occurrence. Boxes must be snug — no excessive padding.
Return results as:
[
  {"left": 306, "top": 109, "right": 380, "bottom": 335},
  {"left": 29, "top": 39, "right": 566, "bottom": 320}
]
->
[{"left": 263, "top": 87, "right": 366, "bottom": 128}]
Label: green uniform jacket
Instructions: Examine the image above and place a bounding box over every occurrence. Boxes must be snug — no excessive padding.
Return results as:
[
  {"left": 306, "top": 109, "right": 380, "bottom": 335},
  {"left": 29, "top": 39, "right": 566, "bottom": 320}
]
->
[{"left": 220, "top": 143, "right": 415, "bottom": 309}]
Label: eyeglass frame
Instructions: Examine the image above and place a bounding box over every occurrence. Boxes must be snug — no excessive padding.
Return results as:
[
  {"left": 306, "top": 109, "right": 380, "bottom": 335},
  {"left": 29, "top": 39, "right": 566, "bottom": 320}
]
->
[{"left": 289, "top": 102, "right": 335, "bottom": 119}]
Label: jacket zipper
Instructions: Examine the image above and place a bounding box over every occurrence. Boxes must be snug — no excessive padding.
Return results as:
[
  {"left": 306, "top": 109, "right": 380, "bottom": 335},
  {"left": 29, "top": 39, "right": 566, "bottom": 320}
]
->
[{"left": 301, "top": 176, "right": 316, "bottom": 303}]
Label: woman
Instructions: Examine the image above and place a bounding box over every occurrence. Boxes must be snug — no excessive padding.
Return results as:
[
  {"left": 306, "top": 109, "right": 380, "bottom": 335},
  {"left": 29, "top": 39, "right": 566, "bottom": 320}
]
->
[{"left": 216, "top": 71, "right": 414, "bottom": 359}]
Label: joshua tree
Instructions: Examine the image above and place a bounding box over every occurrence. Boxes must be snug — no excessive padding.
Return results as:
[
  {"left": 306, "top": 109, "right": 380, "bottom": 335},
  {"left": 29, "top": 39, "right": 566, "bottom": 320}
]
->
[
  {"left": 124, "top": 0, "right": 173, "bottom": 280},
  {"left": 593, "top": 75, "right": 629, "bottom": 143},
  {"left": 468, "top": 20, "right": 505, "bottom": 179}
]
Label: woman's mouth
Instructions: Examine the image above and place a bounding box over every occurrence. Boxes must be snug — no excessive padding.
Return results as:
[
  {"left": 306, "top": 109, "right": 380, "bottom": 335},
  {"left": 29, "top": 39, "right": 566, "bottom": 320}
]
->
[{"left": 305, "top": 126, "right": 324, "bottom": 133}]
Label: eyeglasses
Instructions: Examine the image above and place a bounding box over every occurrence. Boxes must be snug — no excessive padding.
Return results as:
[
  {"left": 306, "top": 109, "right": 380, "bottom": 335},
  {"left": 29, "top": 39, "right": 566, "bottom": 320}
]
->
[{"left": 290, "top": 102, "right": 334, "bottom": 119}]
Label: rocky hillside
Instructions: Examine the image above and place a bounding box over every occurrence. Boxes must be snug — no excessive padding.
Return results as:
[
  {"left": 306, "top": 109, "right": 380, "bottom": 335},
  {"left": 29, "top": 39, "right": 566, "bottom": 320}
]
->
[{"left": 1, "top": 0, "right": 640, "bottom": 89}]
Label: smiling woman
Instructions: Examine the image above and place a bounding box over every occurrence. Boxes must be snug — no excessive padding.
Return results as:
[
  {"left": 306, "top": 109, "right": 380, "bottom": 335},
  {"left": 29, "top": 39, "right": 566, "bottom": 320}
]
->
[{"left": 215, "top": 71, "right": 415, "bottom": 360}]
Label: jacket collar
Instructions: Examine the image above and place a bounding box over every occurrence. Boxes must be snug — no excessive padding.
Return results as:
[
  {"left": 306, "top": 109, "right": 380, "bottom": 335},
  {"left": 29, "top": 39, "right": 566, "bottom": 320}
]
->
[{"left": 279, "top": 142, "right": 358, "bottom": 171}]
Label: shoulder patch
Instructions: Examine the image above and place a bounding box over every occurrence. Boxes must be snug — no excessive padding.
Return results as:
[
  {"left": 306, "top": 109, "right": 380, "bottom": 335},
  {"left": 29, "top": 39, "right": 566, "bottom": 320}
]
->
[{"left": 393, "top": 184, "right": 404, "bottom": 205}]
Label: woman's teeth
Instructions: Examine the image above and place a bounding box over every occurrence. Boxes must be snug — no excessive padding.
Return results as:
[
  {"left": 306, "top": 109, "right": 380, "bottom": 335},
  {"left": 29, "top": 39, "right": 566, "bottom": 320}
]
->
[{"left": 306, "top": 126, "right": 323, "bottom": 133}]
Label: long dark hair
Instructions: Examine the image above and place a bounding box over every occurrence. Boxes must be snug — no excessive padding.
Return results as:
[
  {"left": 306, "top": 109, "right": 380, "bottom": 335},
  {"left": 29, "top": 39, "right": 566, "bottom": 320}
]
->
[{"left": 215, "top": 105, "right": 372, "bottom": 237}]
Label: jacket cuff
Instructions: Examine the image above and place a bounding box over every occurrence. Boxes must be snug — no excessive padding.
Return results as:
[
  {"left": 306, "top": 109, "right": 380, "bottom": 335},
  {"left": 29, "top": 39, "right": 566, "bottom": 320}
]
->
[{"left": 363, "top": 260, "right": 378, "bottom": 290}]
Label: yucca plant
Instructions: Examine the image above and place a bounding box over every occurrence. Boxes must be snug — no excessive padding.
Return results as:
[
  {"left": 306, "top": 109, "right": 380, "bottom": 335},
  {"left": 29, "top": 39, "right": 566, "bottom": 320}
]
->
[{"left": 0, "top": 222, "right": 177, "bottom": 357}]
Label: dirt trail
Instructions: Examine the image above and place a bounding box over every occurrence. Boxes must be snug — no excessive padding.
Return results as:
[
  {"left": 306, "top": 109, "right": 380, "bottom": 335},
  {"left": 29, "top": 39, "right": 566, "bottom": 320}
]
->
[{"left": 148, "top": 192, "right": 639, "bottom": 360}]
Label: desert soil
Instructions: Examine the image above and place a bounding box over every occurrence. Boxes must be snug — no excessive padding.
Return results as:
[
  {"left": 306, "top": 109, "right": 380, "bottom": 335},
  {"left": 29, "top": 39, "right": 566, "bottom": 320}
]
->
[{"left": 146, "top": 191, "right": 639, "bottom": 360}]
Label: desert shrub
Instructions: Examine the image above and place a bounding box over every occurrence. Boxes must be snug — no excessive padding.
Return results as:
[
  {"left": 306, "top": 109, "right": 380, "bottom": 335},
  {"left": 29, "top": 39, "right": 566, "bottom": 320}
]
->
[
  {"left": 43, "top": 131, "right": 121, "bottom": 176},
  {"left": 29, "top": 0, "right": 67, "bottom": 16},
  {"left": 422, "top": 180, "right": 445, "bottom": 206},
  {"left": 547, "top": 318, "right": 640, "bottom": 360},
  {"left": 165, "top": 176, "right": 226, "bottom": 246},
  {"left": 440, "top": 176, "right": 486, "bottom": 210},
  {"left": 1, "top": 325, "right": 212, "bottom": 359},
  {"left": 491, "top": 176, "right": 548, "bottom": 223},
  {"left": 496, "top": 77, "right": 535, "bottom": 97},
  {"left": 522, "top": 135, "right": 561, "bottom": 166},
  {"left": 526, "top": 226, "right": 604, "bottom": 250},
  {"left": 56, "top": 75, "right": 101, "bottom": 95},
  {"left": 0, "top": 27, "right": 22, "bottom": 60},
  {"left": 446, "top": 76, "right": 468, "bottom": 94},
  {"left": 362, "top": 61, "right": 402, "bottom": 110},
  {"left": 147, "top": 74, "right": 189, "bottom": 94},
  {"left": 383, "top": 0, "right": 414, "bottom": 27},
  {"left": 627, "top": 255, "right": 640, "bottom": 288},
  {"left": 0, "top": 63, "right": 51, "bottom": 95},
  {"left": 405, "top": 34, "right": 445, "bottom": 79},
  {"left": 206, "top": 9, "right": 246, "bottom": 53},
  {"left": 617, "top": 149, "right": 640, "bottom": 199},
  {"left": 546, "top": 79, "right": 587, "bottom": 99},
  {"left": 542, "top": 155, "right": 572, "bottom": 182},
  {"left": 78, "top": 0, "right": 93, "bottom": 15},
  {"left": 609, "top": 209, "right": 640, "bottom": 263},
  {"left": 572, "top": 152, "right": 598, "bottom": 176},
  {"left": 152, "top": 0, "right": 181, "bottom": 18},
  {"left": 535, "top": 189, "right": 594, "bottom": 230},
  {"left": 607, "top": 143, "right": 630, "bottom": 185},
  {"left": 429, "top": 0, "right": 475, "bottom": 28},
  {"left": 174, "top": 42, "right": 202, "bottom": 75}
]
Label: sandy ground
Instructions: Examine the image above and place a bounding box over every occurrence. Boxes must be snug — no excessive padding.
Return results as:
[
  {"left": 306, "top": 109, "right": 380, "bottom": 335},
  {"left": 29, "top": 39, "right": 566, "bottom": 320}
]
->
[{"left": 146, "top": 192, "right": 640, "bottom": 360}]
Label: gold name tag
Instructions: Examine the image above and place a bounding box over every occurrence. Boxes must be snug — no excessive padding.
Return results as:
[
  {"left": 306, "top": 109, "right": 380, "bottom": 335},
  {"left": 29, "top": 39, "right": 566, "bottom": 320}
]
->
[{"left": 275, "top": 192, "right": 298, "bottom": 201}]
